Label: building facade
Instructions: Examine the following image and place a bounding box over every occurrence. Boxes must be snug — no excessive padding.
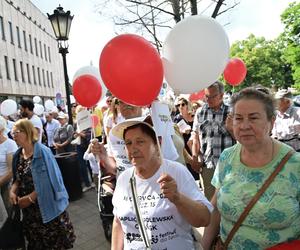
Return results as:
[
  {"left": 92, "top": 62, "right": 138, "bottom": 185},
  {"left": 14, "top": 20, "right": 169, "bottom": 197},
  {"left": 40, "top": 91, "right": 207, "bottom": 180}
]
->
[{"left": 0, "top": 0, "right": 65, "bottom": 104}]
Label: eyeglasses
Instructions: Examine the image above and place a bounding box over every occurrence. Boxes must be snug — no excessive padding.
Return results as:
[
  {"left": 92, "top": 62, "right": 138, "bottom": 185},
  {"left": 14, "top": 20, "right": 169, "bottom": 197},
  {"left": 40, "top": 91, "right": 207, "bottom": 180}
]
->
[
  {"left": 205, "top": 93, "right": 219, "bottom": 100},
  {"left": 177, "top": 103, "right": 186, "bottom": 107},
  {"left": 106, "top": 100, "right": 112, "bottom": 104},
  {"left": 11, "top": 130, "right": 23, "bottom": 137}
]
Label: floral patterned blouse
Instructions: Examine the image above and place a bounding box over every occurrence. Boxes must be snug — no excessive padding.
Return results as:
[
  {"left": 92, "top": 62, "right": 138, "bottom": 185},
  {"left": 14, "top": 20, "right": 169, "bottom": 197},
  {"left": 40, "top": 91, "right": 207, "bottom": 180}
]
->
[{"left": 212, "top": 142, "right": 300, "bottom": 249}]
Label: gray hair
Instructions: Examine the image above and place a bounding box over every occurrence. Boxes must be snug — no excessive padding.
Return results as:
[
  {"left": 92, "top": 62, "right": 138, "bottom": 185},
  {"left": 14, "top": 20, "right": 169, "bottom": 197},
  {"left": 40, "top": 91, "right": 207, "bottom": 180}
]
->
[{"left": 207, "top": 81, "right": 225, "bottom": 94}]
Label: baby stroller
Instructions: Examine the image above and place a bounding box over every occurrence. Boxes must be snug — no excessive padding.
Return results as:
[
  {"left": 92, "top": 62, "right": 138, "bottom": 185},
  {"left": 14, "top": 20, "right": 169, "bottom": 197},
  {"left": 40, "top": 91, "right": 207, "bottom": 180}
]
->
[{"left": 97, "top": 169, "right": 115, "bottom": 242}]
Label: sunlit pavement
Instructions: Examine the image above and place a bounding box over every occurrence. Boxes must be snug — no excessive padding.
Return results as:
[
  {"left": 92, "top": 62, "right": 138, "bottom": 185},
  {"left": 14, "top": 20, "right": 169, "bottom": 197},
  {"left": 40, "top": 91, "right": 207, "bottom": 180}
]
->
[{"left": 67, "top": 189, "right": 111, "bottom": 250}]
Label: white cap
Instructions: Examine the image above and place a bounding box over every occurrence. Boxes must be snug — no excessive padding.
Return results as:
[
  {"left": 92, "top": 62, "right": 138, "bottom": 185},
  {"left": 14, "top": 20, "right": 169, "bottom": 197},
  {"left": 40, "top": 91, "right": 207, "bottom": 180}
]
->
[{"left": 275, "top": 89, "right": 292, "bottom": 99}]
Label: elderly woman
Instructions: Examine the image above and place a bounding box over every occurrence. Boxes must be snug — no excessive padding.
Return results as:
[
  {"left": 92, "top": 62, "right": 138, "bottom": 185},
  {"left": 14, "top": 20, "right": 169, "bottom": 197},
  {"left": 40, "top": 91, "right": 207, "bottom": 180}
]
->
[
  {"left": 202, "top": 88, "right": 300, "bottom": 249},
  {"left": 110, "top": 119, "right": 212, "bottom": 250},
  {"left": 9, "top": 119, "right": 75, "bottom": 249},
  {"left": 0, "top": 116, "right": 18, "bottom": 214},
  {"left": 53, "top": 112, "right": 74, "bottom": 154}
]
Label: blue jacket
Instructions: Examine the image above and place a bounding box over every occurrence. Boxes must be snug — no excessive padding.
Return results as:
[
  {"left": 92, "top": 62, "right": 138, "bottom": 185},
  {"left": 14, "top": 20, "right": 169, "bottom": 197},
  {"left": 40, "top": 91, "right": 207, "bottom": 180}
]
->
[{"left": 13, "top": 142, "right": 69, "bottom": 223}]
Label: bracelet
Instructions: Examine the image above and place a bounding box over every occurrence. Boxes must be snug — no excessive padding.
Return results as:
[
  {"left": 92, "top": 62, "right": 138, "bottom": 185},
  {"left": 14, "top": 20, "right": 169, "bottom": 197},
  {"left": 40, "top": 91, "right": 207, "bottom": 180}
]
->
[{"left": 28, "top": 195, "right": 35, "bottom": 204}]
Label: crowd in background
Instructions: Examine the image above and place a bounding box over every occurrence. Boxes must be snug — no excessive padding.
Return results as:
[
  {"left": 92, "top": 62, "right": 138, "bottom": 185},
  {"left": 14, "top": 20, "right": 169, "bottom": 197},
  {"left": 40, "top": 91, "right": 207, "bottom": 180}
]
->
[{"left": 0, "top": 83, "right": 300, "bottom": 249}]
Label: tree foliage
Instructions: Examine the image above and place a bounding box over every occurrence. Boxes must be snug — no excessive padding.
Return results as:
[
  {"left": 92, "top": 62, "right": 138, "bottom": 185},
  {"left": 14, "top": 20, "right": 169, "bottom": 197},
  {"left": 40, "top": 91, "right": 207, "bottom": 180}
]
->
[
  {"left": 280, "top": 1, "right": 300, "bottom": 89},
  {"left": 226, "top": 34, "right": 294, "bottom": 92}
]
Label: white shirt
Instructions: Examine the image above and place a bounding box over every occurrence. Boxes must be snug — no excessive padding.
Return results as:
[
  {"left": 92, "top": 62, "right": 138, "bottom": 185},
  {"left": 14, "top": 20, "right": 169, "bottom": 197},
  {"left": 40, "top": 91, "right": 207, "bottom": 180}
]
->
[
  {"left": 107, "top": 129, "right": 131, "bottom": 176},
  {"left": 30, "top": 114, "right": 43, "bottom": 142},
  {"left": 0, "top": 138, "right": 18, "bottom": 176},
  {"left": 45, "top": 119, "right": 60, "bottom": 147},
  {"left": 112, "top": 159, "right": 213, "bottom": 250},
  {"left": 272, "top": 106, "right": 300, "bottom": 150}
]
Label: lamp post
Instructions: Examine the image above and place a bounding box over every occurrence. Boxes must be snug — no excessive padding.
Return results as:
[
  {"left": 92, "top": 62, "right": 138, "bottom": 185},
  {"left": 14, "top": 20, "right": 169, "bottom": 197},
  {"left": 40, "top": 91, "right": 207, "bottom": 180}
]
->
[{"left": 48, "top": 6, "right": 74, "bottom": 125}]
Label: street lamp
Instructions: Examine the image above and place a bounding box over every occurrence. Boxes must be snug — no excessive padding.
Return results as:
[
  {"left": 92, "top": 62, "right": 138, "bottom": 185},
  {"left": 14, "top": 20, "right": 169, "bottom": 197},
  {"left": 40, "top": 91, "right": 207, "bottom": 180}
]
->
[{"left": 48, "top": 6, "right": 74, "bottom": 125}]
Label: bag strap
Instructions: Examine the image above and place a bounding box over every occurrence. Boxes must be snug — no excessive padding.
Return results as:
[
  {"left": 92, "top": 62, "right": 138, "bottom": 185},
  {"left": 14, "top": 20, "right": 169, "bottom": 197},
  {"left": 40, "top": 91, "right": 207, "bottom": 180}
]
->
[
  {"left": 129, "top": 171, "right": 151, "bottom": 250},
  {"left": 224, "top": 150, "right": 294, "bottom": 248}
]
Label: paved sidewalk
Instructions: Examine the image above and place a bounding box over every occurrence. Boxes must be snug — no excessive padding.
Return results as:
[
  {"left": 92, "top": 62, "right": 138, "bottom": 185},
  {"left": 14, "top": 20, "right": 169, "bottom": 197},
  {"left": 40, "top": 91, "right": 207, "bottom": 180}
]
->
[{"left": 67, "top": 189, "right": 111, "bottom": 250}]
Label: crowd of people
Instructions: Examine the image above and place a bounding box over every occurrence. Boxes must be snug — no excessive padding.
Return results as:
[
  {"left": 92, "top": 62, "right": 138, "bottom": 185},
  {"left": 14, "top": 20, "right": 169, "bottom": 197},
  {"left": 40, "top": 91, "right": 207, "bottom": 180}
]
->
[{"left": 0, "top": 83, "right": 300, "bottom": 249}]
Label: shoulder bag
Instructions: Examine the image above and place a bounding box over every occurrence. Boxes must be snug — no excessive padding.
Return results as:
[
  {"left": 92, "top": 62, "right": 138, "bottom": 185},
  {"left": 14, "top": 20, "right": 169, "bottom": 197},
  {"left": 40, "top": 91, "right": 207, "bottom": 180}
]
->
[
  {"left": 0, "top": 205, "right": 25, "bottom": 249},
  {"left": 213, "top": 150, "right": 294, "bottom": 250}
]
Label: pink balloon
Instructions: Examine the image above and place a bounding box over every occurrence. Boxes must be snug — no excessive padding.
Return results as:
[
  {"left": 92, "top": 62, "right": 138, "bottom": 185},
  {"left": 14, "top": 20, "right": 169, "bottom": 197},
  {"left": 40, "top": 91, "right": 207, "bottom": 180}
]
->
[
  {"left": 224, "top": 58, "right": 247, "bottom": 86},
  {"left": 91, "top": 114, "right": 100, "bottom": 128},
  {"left": 100, "top": 34, "right": 163, "bottom": 106}
]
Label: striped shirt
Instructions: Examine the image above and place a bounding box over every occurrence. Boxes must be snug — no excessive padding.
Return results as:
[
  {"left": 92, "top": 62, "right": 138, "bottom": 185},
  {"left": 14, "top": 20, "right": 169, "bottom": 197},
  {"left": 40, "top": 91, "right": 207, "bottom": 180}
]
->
[{"left": 193, "top": 103, "right": 235, "bottom": 169}]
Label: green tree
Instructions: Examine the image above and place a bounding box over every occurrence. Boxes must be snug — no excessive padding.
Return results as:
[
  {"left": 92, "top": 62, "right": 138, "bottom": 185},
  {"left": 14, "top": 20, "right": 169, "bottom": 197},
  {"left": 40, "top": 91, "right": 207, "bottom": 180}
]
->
[
  {"left": 280, "top": 1, "right": 300, "bottom": 89},
  {"left": 225, "top": 34, "right": 294, "bottom": 92}
]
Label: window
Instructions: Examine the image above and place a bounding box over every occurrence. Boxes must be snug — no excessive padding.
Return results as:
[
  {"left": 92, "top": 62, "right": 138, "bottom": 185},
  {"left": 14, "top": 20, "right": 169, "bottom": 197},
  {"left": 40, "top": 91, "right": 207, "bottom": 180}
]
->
[
  {"left": 34, "top": 38, "right": 38, "bottom": 56},
  {"left": 16, "top": 26, "right": 21, "bottom": 48},
  {"left": 46, "top": 70, "right": 50, "bottom": 87},
  {"left": 8, "top": 21, "right": 13, "bottom": 44},
  {"left": 23, "top": 30, "right": 27, "bottom": 51},
  {"left": 12, "top": 59, "right": 18, "bottom": 81},
  {"left": 50, "top": 72, "right": 53, "bottom": 87},
  {"left": 0, "top": 16, "right": 5, "bottom": 40},
  {"left": 42, "top": 69, "right": 46, "bottom": 86},
  {"left": 26, "top": 63, "right": 31, "bottom": 83},
  {"left": 37, "top": 67, "right": 41, "bottom": 85},
  {"left": 29, "top": 34, "right": 33, "bottom": 54},
  {"left": 39, "top": 41, "right": 43, "bottom": 59},
  {"left": 48, "top": 46, "right": 51, "bottom": 62},
  {"left": 32, "top": 65, "right": 36, "bottom": 84},
  {"left": 44, "top": 44, "right": 47, "bottom": 61},
  {"left": 20, "top": 61, "right": 25, "bottom": 82},
  {"left": 4, "top": 56, "right": 10, "bottom": 80}
]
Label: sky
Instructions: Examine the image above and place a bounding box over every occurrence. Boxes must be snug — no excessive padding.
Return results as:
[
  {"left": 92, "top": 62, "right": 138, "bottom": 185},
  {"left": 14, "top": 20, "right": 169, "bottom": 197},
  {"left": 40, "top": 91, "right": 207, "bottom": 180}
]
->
[{"left": 31, "top": 0, "right": 297, "bottom": 82}]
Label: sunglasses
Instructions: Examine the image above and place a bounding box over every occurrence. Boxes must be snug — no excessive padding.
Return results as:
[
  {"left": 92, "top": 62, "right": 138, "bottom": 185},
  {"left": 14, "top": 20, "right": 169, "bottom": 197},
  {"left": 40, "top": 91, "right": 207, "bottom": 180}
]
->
[
  {"left": 177, "top": 103, "right": 186, "bottom": 107},
  {"left": 106, "top": 100, "right": 112, "bottom": 104}
]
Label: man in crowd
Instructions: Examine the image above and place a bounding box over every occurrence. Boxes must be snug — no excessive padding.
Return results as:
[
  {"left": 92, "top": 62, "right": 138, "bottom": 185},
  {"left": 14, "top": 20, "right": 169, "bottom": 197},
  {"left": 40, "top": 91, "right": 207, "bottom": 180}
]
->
[
  {"left": 272, "top": 89, "right": 300, "bottom": 152},
  {"left": 44, "top": 112, "right": 60, "bottom": 154},
  {"left": 191, "top": 81, "right": 235, "bottom": 200},
  {"left": 19, "top": 99, "right": 43, "bottom": 142}
]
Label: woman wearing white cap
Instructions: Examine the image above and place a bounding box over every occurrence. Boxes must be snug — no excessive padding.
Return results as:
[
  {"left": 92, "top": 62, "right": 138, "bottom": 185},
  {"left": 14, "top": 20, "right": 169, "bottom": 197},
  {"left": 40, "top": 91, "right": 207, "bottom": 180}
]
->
[
  {"left": 110, "top": 119, "right": 212, "bottom": 250},
  {"left": 0, "top": 116, "right": 18, "bottom": 214}
]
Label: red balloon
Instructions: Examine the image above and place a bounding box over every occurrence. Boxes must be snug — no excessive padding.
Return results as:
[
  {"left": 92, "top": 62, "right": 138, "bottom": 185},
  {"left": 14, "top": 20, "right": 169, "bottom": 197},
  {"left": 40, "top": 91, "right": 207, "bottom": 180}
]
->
[
  {"left": 224, "top": 58, "right": 247, "bottom": 86},
  {"left": 73, "top": 75, "right": 102, "bottom": 108},
  {"left": 90, "top": 114, "right": 100, "bottom": 128},
  {"left": 99, "top": 34, "right": 163, "bottom": 106},
  {"left": 189, "top": 90, "right": 205, "bottom": 102}
]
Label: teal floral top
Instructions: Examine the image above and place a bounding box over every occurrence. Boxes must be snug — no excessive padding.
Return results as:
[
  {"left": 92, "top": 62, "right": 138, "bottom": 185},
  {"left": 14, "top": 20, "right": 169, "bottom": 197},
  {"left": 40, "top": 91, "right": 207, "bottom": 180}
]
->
[{"left": 212, "top": 142, "right": 300, "bottom": 249}]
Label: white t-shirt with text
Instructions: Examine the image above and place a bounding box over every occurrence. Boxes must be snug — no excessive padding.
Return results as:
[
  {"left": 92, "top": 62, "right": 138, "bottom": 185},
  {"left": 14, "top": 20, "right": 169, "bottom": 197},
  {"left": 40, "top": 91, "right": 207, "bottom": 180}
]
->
[{"left": 112, "top": 159, "right": 213, "bottom": 250}]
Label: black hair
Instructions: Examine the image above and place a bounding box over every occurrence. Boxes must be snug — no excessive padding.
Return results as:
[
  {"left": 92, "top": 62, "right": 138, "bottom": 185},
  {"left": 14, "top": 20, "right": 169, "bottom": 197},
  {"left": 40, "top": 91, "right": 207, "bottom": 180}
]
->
[
  {"left": 123, "top": 123, "right": 157, "bottom": 145},
  {"left": 19, "top": 99, "right": 34, "bottom": 111}
]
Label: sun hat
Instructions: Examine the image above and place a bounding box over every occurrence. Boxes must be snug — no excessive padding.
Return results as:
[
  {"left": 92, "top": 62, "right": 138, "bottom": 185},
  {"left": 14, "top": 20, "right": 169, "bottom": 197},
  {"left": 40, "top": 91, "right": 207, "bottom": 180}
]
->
[
  {"left": 57, "top": 112, "right": 68, "bottom": 119},
  {"left": 111, "top": 116, "right": 154, "bottom": 140},
  {"left": 274, "top": 89, "right": 292, "bottom": 99}
]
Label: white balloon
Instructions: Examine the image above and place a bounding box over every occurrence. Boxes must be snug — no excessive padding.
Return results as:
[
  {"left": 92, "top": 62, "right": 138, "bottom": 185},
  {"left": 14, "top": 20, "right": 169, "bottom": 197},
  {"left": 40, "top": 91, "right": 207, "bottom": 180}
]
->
[
  {"left": 33, "top": 104, "right": 44, "bottom": 116},
  {"left": 44, "top": 99, "right": 55, "bottom": 111},
  {"left": 72, "top": 65, "right": 107, "bottom": 101},
  {"left": 33, "top": 96, "right": 41, "bottom": 103},
  {"left": 162, "top": 15, "right": 229, "bottom": 94},
  {"left": 0, "top": 99, "right": 17, "bottom": 116}
]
